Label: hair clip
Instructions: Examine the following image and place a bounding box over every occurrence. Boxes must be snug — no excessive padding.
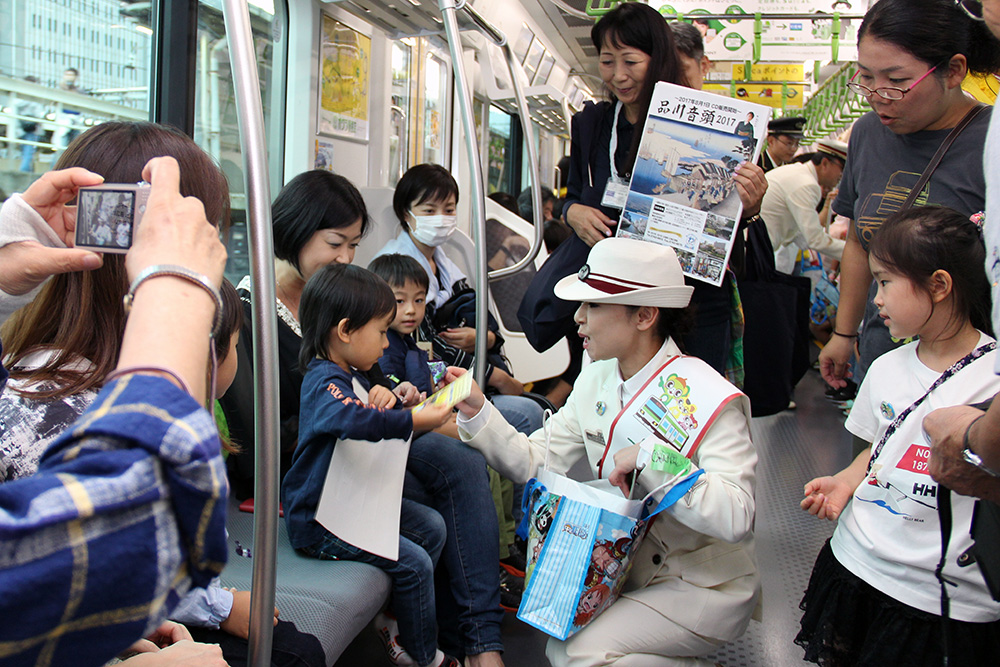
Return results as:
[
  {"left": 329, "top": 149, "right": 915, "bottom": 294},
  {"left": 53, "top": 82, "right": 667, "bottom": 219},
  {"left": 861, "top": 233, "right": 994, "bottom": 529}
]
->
[{"left": 970, "top": 211, "right": 985, "bottom": 228}]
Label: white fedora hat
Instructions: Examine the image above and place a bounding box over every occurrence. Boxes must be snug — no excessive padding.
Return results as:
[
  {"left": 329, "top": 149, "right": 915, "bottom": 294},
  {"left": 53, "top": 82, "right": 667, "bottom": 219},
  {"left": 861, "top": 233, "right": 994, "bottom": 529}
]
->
[{"left": 554, "top": 237, "right": 694, "bottom": 307}]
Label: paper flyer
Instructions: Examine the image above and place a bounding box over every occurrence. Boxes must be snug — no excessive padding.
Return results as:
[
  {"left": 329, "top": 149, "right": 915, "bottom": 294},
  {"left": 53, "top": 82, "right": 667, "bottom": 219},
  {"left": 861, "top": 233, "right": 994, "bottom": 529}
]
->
[
  {"left": 411, "top": 371, "right": 472, "bottom": 413},
  {"left": 314, "top": 378, "right": 410, "bottom": 561},
  {"left": 617, "top": 81, "right": 771, "bottom": 286}
]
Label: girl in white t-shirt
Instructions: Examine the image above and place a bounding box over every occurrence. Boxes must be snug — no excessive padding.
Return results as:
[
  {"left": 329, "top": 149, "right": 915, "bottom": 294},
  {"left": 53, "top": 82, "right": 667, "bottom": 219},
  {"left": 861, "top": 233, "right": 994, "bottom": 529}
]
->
[{"left": 796, "top": 206, "right": 1000, "bottom": 666}]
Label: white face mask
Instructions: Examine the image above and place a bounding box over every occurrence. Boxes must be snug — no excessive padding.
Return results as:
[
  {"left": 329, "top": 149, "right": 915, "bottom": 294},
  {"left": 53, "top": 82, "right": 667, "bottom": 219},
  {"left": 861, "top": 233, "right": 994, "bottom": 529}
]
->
[{"left": 410, "top": 214, "right": 458, "bottom": 247}]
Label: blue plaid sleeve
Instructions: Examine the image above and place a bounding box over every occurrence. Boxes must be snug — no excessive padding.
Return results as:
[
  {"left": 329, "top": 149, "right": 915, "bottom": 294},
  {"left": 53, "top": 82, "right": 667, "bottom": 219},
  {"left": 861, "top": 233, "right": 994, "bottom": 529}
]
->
[{"left": 0, "top": 374, "right": 229, "bottom": 667}]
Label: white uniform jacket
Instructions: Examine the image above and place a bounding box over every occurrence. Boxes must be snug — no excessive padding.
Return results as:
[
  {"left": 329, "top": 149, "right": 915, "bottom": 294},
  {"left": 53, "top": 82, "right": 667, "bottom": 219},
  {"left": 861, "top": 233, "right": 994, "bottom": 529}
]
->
[
  {"left": 458, "top": 339, "right": 760, "bottom": 642},
  {"left": 760, "top": 161, "right": 845, "bottom": 273}
]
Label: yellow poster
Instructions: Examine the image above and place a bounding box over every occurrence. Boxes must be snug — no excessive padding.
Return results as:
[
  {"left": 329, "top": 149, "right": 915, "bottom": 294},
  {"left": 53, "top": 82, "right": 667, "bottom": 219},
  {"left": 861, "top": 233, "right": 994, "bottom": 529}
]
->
[
  {"left": 732, "top": 63, "right": 804, "bottom": 81},
  {"left": 318, "top": 15, "right": 371, "bottom": 141},
  {"left": 703, "top": 83, "right": 804, "bottom": 110}
]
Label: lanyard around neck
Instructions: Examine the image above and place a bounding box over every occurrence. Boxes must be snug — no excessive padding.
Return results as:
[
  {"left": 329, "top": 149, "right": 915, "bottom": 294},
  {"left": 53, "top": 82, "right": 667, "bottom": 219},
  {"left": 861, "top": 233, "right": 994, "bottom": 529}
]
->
[
  {"left": 868, "top": 342, "right": 996, "bottom": 471},
  {"left": 609, "top": 100, "right": 623, "bottom": 181}
]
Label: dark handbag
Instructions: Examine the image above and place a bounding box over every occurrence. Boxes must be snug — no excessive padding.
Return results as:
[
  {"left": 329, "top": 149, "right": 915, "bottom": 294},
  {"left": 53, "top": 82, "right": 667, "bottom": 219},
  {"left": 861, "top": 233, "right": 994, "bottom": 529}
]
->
[
  {"left": 517, "top": 233, "right": 591, "bottom": 352},
  {"left": 967, "top": 399, "right": 1000, "bottom": 602},
  {"left": 737, "top": 218, "right": 811, "bottom": 416}
]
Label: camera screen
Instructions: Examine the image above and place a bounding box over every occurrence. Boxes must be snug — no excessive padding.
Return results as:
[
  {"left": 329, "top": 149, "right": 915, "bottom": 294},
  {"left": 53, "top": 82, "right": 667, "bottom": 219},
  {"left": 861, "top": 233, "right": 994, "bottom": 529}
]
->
[{"left": 76, "top": 188, "right": 135, "bottom": 251}]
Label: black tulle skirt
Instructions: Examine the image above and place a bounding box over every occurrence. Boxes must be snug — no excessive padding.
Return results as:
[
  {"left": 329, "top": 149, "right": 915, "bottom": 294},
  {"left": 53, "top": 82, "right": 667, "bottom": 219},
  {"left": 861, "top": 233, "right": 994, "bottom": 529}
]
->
[{"left": 795, "top": 540, "right": 1000, "bottom": 667}]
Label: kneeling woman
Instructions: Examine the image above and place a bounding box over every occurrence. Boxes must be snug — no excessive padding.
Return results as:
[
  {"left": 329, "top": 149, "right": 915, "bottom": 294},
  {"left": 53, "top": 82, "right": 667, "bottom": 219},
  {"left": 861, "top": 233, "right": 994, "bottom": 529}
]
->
[{"left": 451, "top": 238, "right": 760, "bottom": 666}]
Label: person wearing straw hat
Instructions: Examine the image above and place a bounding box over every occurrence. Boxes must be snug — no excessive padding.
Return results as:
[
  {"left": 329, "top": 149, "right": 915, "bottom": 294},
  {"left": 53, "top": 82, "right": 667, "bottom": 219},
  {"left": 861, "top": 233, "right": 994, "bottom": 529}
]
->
[
  {"left": 759, "top": 138, "right": 849, "bottom": 274},
  {"left": 448, "top": 237, "right": 759, "bottom": 666}
]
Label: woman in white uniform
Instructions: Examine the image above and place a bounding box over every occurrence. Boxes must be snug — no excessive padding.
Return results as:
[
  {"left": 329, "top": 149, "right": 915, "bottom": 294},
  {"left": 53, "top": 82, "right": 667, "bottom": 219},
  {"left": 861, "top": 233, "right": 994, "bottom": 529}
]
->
[{"left": 451, "top": 238, "right": 759, "bottom": 666}]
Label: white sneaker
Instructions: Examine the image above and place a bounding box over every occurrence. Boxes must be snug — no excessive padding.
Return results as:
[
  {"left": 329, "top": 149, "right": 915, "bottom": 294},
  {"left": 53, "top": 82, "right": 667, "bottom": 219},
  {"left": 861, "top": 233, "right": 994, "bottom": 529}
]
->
[{"left": 374, "top": 612, "right": 418, "bottom": 666}]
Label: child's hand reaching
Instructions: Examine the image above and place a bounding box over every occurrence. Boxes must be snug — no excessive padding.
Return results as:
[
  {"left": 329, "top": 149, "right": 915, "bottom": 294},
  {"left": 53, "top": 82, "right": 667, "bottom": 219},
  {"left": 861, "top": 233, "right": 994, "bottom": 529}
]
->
[
  {"left": 393, "top": 381, "right": 425, "bottom": 408},
  {"left": 368, "top": 384, "right": 397, "bottom": 410},
  {"left": 801, "top": 476, "right": 853, "bottom": 521},
  {"left": 411, "top": 400, "right": 454, "bottom": 432}
]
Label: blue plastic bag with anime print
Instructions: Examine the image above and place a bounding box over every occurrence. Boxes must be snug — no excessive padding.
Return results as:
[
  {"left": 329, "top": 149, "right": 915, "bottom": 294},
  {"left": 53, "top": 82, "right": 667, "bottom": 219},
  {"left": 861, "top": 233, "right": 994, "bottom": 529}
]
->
[{"left": 515, "top": 414, "right": 703, "bottom": 640}]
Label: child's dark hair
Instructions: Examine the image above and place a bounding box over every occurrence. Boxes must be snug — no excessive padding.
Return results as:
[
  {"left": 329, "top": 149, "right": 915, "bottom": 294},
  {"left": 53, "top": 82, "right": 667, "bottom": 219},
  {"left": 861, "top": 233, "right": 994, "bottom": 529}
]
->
[
  {"left": 214, "top": 279, "right": 243, "bottom": 454},
  {"left": 870, "top": 206, "right": 992, "bottom": 337},
  {"left": 368, "top": 254, "right": 430, "bottom": 292},
  {"left": 298, "top": 264, "right": 396, "bottom": 372},
  {"left": 215, "top": 279, "right": 243, "bottom": 361},
  {"left": 392, "top": 164, "right": 460, "bottom": 231}
]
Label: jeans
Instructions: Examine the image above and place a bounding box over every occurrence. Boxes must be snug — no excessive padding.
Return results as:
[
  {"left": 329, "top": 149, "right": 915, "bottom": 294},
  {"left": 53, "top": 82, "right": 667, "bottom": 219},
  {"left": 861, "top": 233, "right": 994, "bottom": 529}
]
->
[
  {"left": 19, "top": 132, "right": 38, "bottom": 173},
  {"left": 404, "top": 433, "right": 504, "bottom": 658},
  {"left": 301, "top": 498, "right": 446, "bottom": 666}
]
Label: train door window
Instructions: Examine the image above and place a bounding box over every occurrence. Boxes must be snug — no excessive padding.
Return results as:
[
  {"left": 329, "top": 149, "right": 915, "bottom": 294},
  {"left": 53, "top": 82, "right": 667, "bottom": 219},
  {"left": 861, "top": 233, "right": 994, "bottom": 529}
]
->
[
  {"left": 194, "top": 0, "right": 287, "bottom": 284},
  {"left": 487, "top": 105, "right": 522, "bottom": 197},
  {"left": 420, "top": 50, "right": 449, "bottom": 167},
  {"left": 2, "top": 0, "right": 152, "bottom": 187},
  {"left": 389, "top": 39, "right": 414, "bottom": 186}
]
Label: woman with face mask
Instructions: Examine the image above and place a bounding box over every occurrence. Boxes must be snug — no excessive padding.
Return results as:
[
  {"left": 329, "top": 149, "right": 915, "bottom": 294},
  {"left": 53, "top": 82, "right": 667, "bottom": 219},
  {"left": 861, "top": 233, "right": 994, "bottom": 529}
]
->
[{"left": 374, "top": 163, "right": 529, "bottom": 397}]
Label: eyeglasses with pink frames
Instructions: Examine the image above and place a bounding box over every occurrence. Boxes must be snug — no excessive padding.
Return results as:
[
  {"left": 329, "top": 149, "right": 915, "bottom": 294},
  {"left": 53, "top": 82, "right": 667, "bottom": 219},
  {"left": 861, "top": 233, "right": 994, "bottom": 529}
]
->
[{"left": 847, "top": 64, "right": 939, "bottom": 101}]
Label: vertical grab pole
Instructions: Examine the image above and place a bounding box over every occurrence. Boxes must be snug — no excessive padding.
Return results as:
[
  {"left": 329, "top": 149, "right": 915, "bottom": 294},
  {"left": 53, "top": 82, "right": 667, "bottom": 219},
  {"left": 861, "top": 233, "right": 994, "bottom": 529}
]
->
[
  {"left": 440, "top": 0, "right": 488, "bottom": 386},
  {"left": 221, "top": 1, "right": 279, "bottom": 665},
  {"left": 487, "top": 40, "right": 544, "bottom": 280}
]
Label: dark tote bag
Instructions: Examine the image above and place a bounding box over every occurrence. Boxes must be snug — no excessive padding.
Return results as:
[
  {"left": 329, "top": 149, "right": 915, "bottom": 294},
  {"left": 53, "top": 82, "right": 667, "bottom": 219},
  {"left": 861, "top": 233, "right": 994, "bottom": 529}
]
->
[
  {"left": 738, "top": 217, "right": 811, "bottom": 416},
  {"left": 518, "top": 233, "right": 591, "bottom": 353}
]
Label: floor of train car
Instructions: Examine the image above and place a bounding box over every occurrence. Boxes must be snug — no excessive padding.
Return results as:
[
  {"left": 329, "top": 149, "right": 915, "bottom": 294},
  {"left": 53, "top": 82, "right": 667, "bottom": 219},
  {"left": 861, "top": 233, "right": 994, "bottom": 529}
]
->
[{"left": 336, "top": 365, "right": 853, "bottom": 667}]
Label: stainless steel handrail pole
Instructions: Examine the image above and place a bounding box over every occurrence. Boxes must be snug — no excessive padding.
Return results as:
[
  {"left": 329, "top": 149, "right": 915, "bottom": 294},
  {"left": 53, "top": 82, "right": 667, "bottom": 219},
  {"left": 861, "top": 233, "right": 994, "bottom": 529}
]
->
[
  {"left": 489, "top": 39, "right": 544, "bottom": 280},
  {"left": 221, "top": 1, "right": 280, "bottom": 665},
  {"left": 440, "top": 0, "right": 488, "bottom": 385}
]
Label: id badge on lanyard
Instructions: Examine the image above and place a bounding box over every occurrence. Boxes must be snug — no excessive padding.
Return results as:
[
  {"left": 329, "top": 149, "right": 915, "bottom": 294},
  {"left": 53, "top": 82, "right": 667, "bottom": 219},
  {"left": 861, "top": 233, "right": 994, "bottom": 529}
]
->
[{"left": 600, "top": 101, "right": 629, "bottom": 210}]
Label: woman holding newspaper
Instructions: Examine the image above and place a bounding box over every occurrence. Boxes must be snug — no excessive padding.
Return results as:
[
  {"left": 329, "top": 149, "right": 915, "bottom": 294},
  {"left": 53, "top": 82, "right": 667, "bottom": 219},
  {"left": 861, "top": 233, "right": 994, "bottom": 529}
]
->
[
  {"left": 451, "top": 237, "right": 759, "bottom": 667},
  {"left": 558, "top": 2, "right": 767, "bottom": 376}
]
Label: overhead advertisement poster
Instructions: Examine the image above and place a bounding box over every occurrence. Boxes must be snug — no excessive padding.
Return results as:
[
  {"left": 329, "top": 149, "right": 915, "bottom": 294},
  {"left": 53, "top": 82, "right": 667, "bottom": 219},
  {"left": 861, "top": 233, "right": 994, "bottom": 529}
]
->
[
  {"left": 318, "top": 15, "right": 371, "bottom": 141},
  {"left": 704, "top": 63, "right": 805, "bottom": 109},
  {"left": 650, "top": 1, "right": 860, "bottom": 63}
]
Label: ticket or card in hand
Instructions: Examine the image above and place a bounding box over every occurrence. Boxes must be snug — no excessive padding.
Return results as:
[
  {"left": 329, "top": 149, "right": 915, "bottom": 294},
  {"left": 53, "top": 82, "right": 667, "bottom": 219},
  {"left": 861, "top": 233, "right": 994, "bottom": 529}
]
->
[{"left": 411, "top": 371, "right": 473, "bottom": 413}]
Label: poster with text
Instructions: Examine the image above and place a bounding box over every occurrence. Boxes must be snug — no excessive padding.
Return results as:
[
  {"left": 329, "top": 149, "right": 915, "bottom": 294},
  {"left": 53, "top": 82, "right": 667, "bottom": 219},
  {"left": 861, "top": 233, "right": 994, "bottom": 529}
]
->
[
  {"left": 318, "top": 15, "right": 371, "bottom": 141},
  {"left": 617, "top": 82, "right": 770, "bottom": 286}
]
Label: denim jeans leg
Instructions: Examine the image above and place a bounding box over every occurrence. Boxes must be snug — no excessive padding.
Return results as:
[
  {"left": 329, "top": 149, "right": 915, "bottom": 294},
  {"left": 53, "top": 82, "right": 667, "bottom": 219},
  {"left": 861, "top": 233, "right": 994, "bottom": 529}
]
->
[
  {"left": 302, "top": 499, "right": 445, "bottom": 666},
  {"left": 491, "top": 394, "right": 544, "bottom": 436},
  {"left": 19, "top": 133, "right": 38, "bottom": 173},
  {"left": 405, "top": 433, "right": 504, "bottom": 657}
]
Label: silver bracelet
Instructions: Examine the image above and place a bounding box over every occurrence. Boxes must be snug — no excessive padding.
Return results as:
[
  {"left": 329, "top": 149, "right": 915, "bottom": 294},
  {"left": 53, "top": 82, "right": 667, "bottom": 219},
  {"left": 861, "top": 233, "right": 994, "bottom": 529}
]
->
[{"left": 124, "top": 264, "right": 223, "bottom": 336}]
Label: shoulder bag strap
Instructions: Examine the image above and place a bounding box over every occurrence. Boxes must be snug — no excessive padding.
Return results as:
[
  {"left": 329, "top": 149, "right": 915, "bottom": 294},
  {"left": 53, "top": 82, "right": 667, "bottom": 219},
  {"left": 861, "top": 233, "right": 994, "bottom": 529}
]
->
[
  {"left": 902, "top": 104, "right": 988, "bottom": 211},
  {"left": 936, "top": 486, "right": 954, "bottom": 665}
]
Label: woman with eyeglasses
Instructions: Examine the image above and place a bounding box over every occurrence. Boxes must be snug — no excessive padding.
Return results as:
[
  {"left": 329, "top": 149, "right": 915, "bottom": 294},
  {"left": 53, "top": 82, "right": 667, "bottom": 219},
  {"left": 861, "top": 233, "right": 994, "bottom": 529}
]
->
[{"left": 818, "top": 0, "right": 1000, "bottom": 432}]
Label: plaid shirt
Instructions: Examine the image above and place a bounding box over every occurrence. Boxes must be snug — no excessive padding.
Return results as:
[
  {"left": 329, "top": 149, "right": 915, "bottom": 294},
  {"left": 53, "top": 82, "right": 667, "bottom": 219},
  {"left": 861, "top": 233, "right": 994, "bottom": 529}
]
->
[{"left": 0, "top": 374, "right": 229, "bottom": 667}]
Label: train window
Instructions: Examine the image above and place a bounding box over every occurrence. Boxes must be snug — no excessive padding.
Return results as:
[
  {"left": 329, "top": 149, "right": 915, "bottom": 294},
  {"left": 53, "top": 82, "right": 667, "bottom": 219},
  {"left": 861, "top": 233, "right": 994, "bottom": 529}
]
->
[
  {"left": 2, "top": 0, "right": 152, "bottom": 189},
  {"left": 193, "top": 0, "right": 287, "bottom": 284},
  {"left": 487, "top": 106, "right": 522, "bottom": 197},
  {"left": 389, "top": 39, "right": 413, "bottom": 186},
  {"left": 419, "top": 50, "right": 449, "bottom": 167}
]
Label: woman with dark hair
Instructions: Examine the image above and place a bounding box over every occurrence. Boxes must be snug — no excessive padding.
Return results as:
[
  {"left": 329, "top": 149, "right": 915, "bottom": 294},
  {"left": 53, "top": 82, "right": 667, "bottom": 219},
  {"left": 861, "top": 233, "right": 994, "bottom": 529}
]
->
[
  {"left": 221, "top": 169, "right": 368, "bottom": 493},
  {"left": 0, "top": 127, "right": 327, "bottom": 666},
  {"left": 819, "top": 0, "right": 1000, "bottom": 419},
  {"left": 221, "top": 169, "right": 505, "bottom": 666},
  {"left": 538, "top": 2, "right": 767, "bottom": 378}
]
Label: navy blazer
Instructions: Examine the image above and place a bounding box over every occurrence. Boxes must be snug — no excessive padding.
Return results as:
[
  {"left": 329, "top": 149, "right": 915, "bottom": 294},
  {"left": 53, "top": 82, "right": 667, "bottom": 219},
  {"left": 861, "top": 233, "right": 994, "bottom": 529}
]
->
[{"left": 379, "top": 330, "right": 433, "bottom": 395}]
